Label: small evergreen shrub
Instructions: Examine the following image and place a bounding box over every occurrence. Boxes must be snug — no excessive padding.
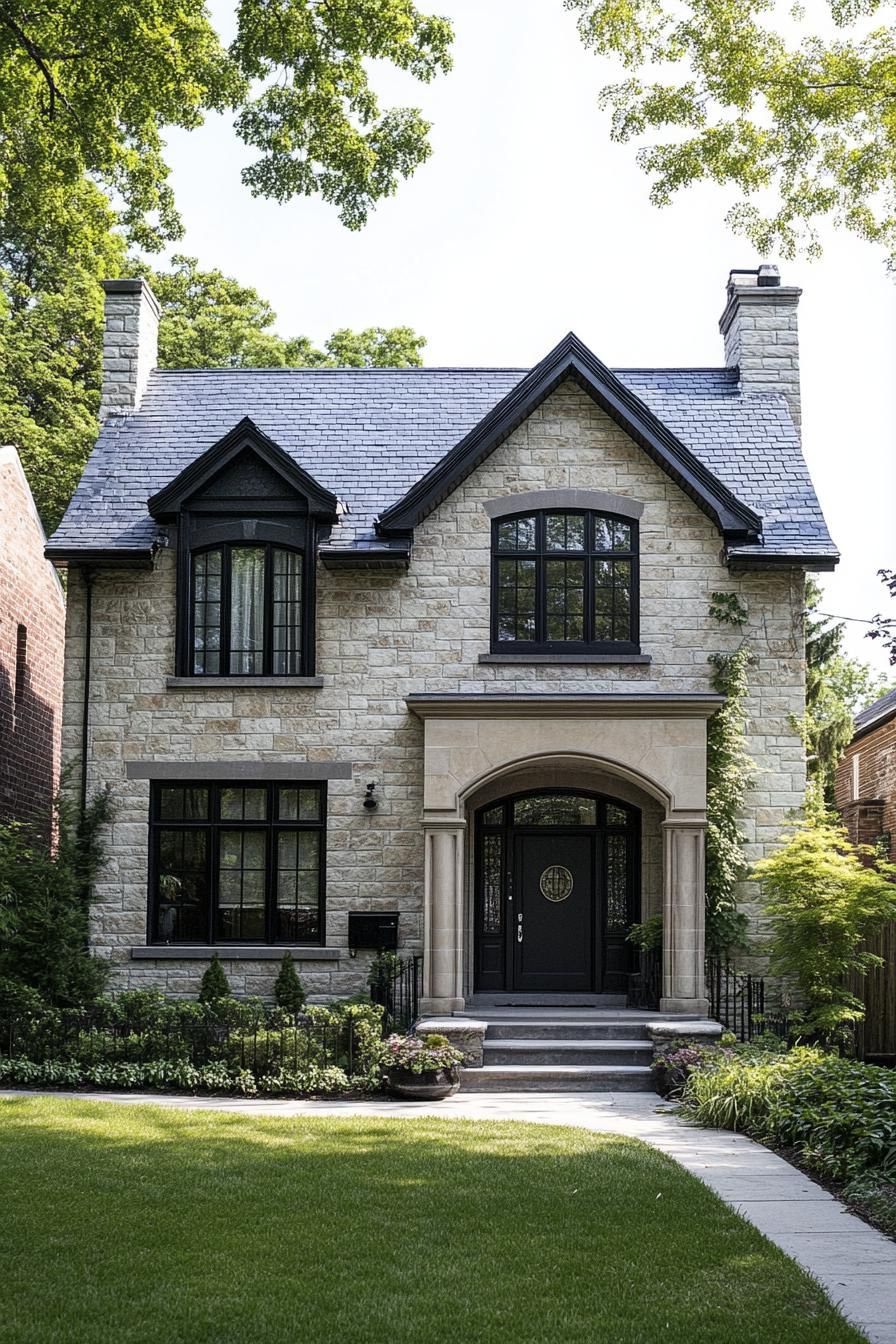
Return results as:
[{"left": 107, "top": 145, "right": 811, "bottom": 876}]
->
[
  {"left": 273, "top": 952, "right": 305, "bottom": 1014},
  {"left": 198, "top": 954, "right": 231, "bottom": 1003}
]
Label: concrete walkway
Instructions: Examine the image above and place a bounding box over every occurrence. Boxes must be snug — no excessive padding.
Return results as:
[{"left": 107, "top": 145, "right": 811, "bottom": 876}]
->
[{"left": 4, "top": 1088, "right": 894, "bottom": 1343}]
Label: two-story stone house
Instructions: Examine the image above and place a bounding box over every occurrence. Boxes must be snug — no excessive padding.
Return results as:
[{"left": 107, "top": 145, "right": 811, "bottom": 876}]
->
[{"left": 46, "top": 268, "right": 837, "bottom": 1017}]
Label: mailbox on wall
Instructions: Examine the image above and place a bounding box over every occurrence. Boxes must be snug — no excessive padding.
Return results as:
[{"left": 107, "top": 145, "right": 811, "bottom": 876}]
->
[{"left": 348, "top": 912, "right": 399, "bottom": 953}]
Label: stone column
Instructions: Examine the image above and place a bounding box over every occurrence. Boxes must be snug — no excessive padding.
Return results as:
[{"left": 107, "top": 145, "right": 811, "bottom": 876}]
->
[
  {"left": 420, "top": 820, "right": 465, "bottom": 1015},
  {"left": 660, "top": 818, "right": 709, "bottom": 1015}
]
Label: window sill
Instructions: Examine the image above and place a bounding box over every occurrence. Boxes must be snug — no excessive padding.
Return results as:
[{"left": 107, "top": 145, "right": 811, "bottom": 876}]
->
[
  {"left": 166, "top": 676, "right": 324, "bottom": 689},
  {"left": 131, "top": 945, "right": 340, "bottom": 961},
  {"left": 479, "top": 653, "right": 651, "bottom": 665}
]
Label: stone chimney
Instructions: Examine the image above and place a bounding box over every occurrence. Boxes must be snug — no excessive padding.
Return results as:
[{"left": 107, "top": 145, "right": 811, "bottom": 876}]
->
[
  {"left": 99, "top": 279, "right": 160, "bottom": 419},
  {"left": 719, "top": 265, "right": 802, "bottom": 432}
]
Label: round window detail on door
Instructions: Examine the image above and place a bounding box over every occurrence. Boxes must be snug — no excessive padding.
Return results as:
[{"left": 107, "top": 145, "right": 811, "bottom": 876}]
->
[{"left": 539, "top": 864, "right": 573, "bottom": 902}]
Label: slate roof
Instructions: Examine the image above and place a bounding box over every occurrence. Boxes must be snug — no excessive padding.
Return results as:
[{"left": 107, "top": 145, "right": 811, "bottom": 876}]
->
[
  {"left": 47, "top": 359, "right": 837, "bottom": 565},
  {"left": 855, "top": 687, "right": 896, "bottom": 736}
]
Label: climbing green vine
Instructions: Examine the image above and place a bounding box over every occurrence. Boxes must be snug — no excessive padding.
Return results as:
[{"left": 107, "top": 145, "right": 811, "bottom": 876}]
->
[{"left": 705, "top": 593, "right": 755, "bottom": 957}]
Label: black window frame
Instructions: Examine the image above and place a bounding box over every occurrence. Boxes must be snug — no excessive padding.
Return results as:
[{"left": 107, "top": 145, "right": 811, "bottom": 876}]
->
[
  {"left": 148, "top": 781, "right": 327, "bottom": 946},
  {"left": 490, "top": 508, "right": 640, "bottom": 654},
  {"left": 189, "top": 540, "right": 311, "bottom": 678}
]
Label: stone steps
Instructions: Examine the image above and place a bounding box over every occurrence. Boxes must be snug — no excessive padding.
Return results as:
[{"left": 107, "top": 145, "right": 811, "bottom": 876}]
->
[
  {"left": 483, "top": 1038, "right": 653, "bottom": 1067},
  {"left": 459, "top": 1063, "right": 655, "bottom": 1093},
  {"left": 481, "top": 1020, "right": 653, "bottom": 1041}
]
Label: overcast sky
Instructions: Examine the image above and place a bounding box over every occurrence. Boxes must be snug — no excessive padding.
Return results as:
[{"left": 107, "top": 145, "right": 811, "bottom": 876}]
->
[{"left": 159, "top": 0, "right": 896, "bottom": 676}]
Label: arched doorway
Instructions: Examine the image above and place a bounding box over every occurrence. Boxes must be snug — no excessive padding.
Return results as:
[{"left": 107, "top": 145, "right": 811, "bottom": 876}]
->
[{"left": 474, "top": 788, "right": 640, "bottom": 995}]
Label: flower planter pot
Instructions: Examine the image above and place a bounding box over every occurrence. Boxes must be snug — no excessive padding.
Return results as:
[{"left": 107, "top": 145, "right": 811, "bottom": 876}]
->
[{"left": 384, "top": 1065, "right": 460, "bottom": 1101}]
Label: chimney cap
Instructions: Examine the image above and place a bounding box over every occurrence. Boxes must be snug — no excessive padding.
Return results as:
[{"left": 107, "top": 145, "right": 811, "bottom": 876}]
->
[
  {"left": 101, "top": 277, "right": 161, "bottom": 317},
  {"left": 727, "top": 264, "right": 781, "bottom": 290}
]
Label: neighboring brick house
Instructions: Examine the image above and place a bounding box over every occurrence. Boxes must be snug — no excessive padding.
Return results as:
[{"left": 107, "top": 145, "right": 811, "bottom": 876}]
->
[
  {"left": 835, "top": 689, "right": 896, "bottom": 860},
  {"left": 46, "top": 268, "right": 837, "bottom": 1017},
  {"left": 0, "top": 446, "right": 66, "bottom": 829}
]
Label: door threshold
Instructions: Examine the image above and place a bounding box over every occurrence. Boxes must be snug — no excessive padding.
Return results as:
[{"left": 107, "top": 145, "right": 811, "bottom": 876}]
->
[{"left": 467, "top": 993, "right": 627, "bottom": 1008}]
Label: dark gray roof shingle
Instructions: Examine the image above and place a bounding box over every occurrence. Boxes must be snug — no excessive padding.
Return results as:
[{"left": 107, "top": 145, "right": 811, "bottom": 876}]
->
[
  {"left": 47, "top": 362, "right": 837, "bottom": 562},
  {"left": 855, "top": 687, "right": 896, "bottom": 734}
]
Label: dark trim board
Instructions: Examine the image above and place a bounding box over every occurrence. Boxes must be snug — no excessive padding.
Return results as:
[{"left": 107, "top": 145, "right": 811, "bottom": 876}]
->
[{"left": 131, "top": 945, "right": 341, "bottom": 961}]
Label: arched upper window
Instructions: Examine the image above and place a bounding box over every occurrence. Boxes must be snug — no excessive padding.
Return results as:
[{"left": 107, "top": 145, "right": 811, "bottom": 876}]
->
[{"left": 491, "top": 509, "right": 639, "bottom": 653}]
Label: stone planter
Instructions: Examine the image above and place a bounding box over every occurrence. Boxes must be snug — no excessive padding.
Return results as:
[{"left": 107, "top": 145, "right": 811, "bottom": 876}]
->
[{"left": 384, "top": 1065, "right": 460, "bottom": 1101}]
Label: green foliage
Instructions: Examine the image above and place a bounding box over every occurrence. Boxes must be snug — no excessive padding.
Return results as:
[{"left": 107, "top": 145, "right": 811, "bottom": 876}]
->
[
  {"left": 842, "top": 1173, "right": 896, "bottom": 1238},
  {"left": 567, "top": 0, "right": 896, "bottom": 264},
  {"left": 0, "top": 788, "right": 113, "bottom": 1007},
  {"left": 868, "top": 567, "right": 896, "bottom": 666},
  {"left": 273, "top": 953, "right": 306, "bottom": 1015},
  {"left": 800, "top": 579, "right": 894, "bottom": 804},
  {"left": 681, "top": 1046, "right": 896, "bottom": 1184},
  {"left": 626, "top": 913, "right": 663, "bottom": 952},
  {"left": 198, "top": 954, "right": 231, "bottom": 1004},
  {"left": 753, "top": 803, "right": 896, "bottom": 1038},
  {"left": 367, "top": 949, "right": 401, "bottom": 990},
  {"left": 705, "top": 596, "right": 755, "bottom": 956},
  {"left": 0, "top": 0, "right": 452, "bottom": 248}
]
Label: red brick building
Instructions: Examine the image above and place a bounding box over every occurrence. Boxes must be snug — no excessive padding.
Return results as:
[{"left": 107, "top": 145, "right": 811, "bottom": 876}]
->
[
  {"left": 0, "top": 446, "right": 66, "bottom": 829},
  {"left": 835, "top": 688, "right": 896, "bottom": 860}
]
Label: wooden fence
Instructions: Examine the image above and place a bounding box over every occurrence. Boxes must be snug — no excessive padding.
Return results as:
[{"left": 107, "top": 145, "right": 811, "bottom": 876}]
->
[{"left": 850, "top": 921, "right": 896, "bottom": 1065}]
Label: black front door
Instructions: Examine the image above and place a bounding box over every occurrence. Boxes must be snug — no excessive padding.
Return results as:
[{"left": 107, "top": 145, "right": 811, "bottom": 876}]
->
[{"left": 512, "top": 833, "right": 595, "bottom": 992}]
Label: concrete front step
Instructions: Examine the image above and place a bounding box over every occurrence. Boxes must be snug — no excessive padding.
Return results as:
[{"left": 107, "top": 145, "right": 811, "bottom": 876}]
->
[
  {"left": 483, "top": 1038, "right": 653, "bottom": 1067},
  {"left": 460, "top": 1064, "right": 655, "bottom": 1093},
  {"left": 483, "top": 1020, "right": 652, "bottom": 1041},
  {"left": 466, "top": 993, "right": 628, "bottom": 1008}
]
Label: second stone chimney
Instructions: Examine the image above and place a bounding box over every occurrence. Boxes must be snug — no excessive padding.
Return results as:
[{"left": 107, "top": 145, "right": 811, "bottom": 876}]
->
[
  {"left": 100, "top": 278, "right": 160, "bottom": 419},
  {"left": 719, "top": 264, "right": 802, "bottom": 432}
]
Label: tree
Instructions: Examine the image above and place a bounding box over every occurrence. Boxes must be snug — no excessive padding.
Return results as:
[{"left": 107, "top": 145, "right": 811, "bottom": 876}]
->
[
  {"left": 803, "top": 579, "right": 895, "bottom": 803},
  {"left": 0, "top": 787, "right": 113, "bottom": 1007},
  {"left": 0, "top": 0, "right": 453, "bottom": 246},
  {"left": 754, "top": 795, "right": 896, "bottom": 1039},
  {"left": 198, "top": 954, "right": 231, "bottom": 1003},
  {"left": 868, "top": 568, "right": 896, "bottom": 665},
  {"left": 1, "top": 253, "right": 425, "bottom": 531},
  {"left": 273, "top": 952, "right": 306, "bottom": 1015},
  {"left": 567, "top": 0, "right": 896, "bottom": 263}
]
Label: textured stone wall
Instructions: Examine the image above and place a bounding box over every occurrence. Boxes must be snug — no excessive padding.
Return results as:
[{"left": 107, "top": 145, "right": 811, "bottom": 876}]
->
[
  {"left": 100, "top": 280, "right": 160, "bottom": 418},
  {"left": 720, "top": 284, "right": 801, "bottom": 430},
  {"left": 0, "top": 448, "right": 65, "bottom": 832},
  {"left": 61, "top": 381, "right": 808, "bottom": 997}
]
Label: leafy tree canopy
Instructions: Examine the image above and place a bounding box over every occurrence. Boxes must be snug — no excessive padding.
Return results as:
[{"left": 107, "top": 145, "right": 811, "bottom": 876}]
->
[
  {"left": 0, "top": 0, "right": 453, "bottom": 243},
  {"left": 567, "top": 0, "right": 896, "bottom": 264}
]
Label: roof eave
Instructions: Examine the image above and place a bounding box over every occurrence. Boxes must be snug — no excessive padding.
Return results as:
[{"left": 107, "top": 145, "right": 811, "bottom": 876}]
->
[{"left": 45, "top": 545, "right": 155, "bottom": 569}]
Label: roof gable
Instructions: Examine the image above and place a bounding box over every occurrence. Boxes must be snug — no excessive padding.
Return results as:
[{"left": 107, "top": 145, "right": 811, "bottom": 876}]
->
[
  {"left": 148, "top": 416, "right": 338, "bottom": 522},
  {"left": 377, "top": 333, "right": 762, "bottom": 542}
]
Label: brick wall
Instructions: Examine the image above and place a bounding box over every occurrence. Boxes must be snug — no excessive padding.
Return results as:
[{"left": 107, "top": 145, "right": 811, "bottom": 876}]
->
[
  {"left": 0, "top": 448, "right": 66, "bottom": 831},
  {"left": 60, "top": 381, "right": 808, "bottom": 997},
  {"left": 835, "top": 717, "right": 896, "bottom": 860}
]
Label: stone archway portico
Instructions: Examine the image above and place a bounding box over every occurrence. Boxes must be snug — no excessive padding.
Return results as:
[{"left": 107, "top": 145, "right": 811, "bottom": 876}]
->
[{"left": 407, "top": 693, "right": 723, "bottom": 1017}]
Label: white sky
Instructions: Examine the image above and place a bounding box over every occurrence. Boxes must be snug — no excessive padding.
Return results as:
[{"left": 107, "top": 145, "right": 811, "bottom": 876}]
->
[{"left": 160, "top": 0, "right": 896, "bottom": 675}]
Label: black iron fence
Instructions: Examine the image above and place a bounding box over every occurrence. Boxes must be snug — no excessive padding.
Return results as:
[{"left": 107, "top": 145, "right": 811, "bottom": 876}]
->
[
  {"left": 706, "top": 959, "right": 770, "bottom": 1041},
  {"left": 627, "top": 949, "right": 661, "bottom": 1010},
  {"left": 1, "top": 1003, "right": 380, "bottom": 1081},
  {"left": 369, "top": 955, "right": 422, "bottom": 1032}
]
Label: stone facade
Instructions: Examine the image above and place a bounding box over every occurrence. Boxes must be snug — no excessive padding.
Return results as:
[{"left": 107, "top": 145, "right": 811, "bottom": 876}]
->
[
  {"left": 0, "top": 447, "right": 66, "bottom": 830},
  {"left": 720, "top": 268, "right": 801, "bottom": 430},
  {"left": 99, "top": 280, "right": 160, "bottom": 418},
  {"left": 61, "top": 382, "right": 808, "bottom": 999}
]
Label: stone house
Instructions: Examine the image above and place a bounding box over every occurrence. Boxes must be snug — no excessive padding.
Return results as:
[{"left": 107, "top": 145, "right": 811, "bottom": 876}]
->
[
  {"left": 46, "top": 268, "right": 837, "bottom": 1017},
  {"left": 835, "top": 688, "right": 896, "bottom": 860},
  {"left": 0, "top": 446, "right": 66, "bottom": 831}
]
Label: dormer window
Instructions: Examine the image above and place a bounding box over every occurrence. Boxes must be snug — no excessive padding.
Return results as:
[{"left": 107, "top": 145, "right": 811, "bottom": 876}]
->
[
  {"left": 192, "top": 543, "right": 305, "bottom": 676},
  {"left": 148, "top": 418, "right": 338, "bottom": 682},
  {"left": 491, "top": 509, "right": 639, "bottom": 653}
]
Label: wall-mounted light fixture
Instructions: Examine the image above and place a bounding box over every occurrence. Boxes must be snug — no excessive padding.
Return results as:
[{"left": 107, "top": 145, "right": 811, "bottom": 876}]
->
[{"left": 363, "top": 781, "right": 378, "bottom": 811}]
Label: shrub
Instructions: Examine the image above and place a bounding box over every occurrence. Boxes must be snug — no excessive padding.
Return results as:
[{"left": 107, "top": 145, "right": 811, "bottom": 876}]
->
[
  {"left": 681, "top": 1047, "right": 896, "bottom": 1183},
  {"left": 753, "top": 800, "right": 896, "bottom": 1039},
  {"left": 273, "top": 952, "right": 305, "bottom": 1014},
  {"left": 198, "top": 954, "right": 231, "bottom": 1003},
  {"left": 0, "top": 787, "right": 114, "bottom": 1007},
  {"left": 626, "top": 914, "right": 662, "bottom": 953},
  {"left": 842, "top": 1175, "right": 896, "bottom": 1239}
]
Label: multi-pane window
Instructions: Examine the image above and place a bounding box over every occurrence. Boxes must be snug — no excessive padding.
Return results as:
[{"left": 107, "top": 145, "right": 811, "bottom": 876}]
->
[
  {"left": 492, "top": 510, "right": 638, "bottom": 652},
  {"left": 150, "top": 783, "right": 325, "bottom": 944},
  {"left": 191, "top": 543, "right": 305, "bottom": 676}
]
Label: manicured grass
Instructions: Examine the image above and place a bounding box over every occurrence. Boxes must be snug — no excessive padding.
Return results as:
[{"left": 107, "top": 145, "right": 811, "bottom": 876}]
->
[{"left": 0, "top": 1098, "right": 860, "bottom": 1344}]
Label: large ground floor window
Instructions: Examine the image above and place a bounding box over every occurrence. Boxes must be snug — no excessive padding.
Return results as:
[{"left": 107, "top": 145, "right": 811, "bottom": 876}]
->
[{"left": 149, "top": 782, "right": 325, "bottom": 945}]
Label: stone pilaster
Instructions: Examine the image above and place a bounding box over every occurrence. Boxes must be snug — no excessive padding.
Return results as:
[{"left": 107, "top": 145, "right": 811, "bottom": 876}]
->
[
  {"left": 660, "top": 818, "right": 709, "bottom": 1015},
  {"left": 421, "top": 820, "right": 466, "bottom": 1014}
]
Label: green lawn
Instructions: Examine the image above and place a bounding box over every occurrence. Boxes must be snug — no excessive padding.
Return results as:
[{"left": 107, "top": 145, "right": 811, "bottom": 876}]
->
[{"left": 0, "top": 1098, "right": 860, "bottom": 1344}]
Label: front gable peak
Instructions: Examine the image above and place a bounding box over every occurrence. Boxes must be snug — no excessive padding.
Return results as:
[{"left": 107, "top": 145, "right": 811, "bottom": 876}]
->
[
  {"left": 148, "top": 416, "right": 338, "bottom": 522},
  {"left": 377, "top": 333, "right": 762, "bottom": 543}
]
